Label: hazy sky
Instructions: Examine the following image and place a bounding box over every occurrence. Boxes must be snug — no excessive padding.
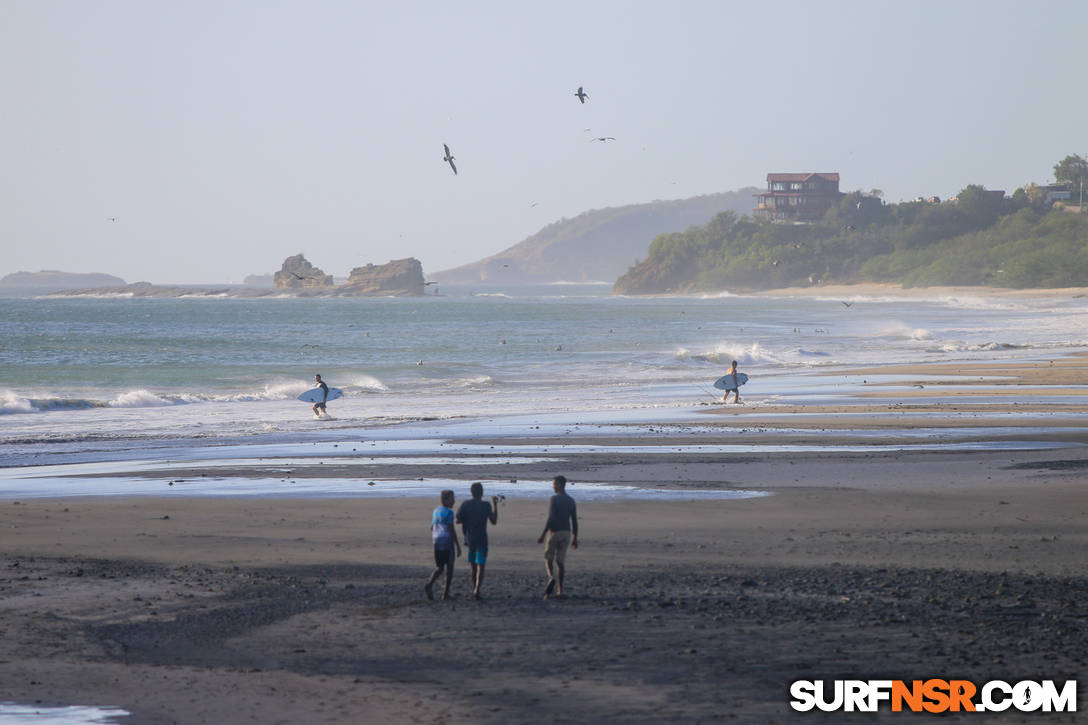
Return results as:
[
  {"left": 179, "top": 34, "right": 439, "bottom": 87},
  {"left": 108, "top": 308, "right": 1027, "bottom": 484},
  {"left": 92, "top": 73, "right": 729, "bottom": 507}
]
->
[{"left": 3, "top": 0, "right": 1086, "bottom": 284}]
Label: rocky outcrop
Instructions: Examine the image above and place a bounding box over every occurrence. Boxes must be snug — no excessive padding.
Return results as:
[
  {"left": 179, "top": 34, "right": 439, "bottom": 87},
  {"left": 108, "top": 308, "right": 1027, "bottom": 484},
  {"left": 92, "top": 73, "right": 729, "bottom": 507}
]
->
[
  {"left": 47, "top": 257, "right": 427, "bottom": 298},
  {"left": 273, "top": 255, "right": 334, "bottom": 289},
  {"left": 338, "top": 258, "right": 425, "bottom": 297},
  {"left": 243, "top": 274, "right": 275, "bottom": 287}
]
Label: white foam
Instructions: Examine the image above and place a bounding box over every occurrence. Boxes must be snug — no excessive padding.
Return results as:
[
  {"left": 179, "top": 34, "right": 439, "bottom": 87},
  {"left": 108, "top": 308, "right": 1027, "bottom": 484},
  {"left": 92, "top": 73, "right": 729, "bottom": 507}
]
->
[
  {"left": 345, "top": 374, "right": 389, "bottom": 392},
  {"left": 109, "top": 390, "right": 175, "bottom": 408},
  {"left": 679, "top": 341, "right": 783, "bottom": 366},
  {"left": 0, "top": 391, "right": 34, "bottom": 415},
  {"left": 874, "top": 322, "right": 934, "bottom": 340},
  {"left": 0, "top": 703, "right": 129, "bottom": 724}
]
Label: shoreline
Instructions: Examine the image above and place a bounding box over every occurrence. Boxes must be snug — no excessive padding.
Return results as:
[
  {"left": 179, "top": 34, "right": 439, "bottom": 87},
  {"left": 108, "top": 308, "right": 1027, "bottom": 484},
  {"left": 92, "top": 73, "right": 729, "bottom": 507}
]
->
[{"left": 755, "top": 282, "right": 1088, "bottom": 299}]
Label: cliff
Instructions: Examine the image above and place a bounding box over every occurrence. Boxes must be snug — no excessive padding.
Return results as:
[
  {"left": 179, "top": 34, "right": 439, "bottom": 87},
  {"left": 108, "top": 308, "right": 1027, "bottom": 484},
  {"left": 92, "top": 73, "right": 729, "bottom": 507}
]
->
[
  {"left": 273, "top": 255, "right": 334, "bottom": 289},
  {"left": 432, "top": 189, "right": 760, "bottom": 285},
  {"left": 338, "top": 258, "right": 424, "bottom": 297}
]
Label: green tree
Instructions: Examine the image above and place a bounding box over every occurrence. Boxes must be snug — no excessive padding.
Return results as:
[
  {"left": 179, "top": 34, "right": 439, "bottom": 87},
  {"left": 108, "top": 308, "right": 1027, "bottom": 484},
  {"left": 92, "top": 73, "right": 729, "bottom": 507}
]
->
[{"left": 1053, "top": 154, "right": 1088, "bottom": 189}]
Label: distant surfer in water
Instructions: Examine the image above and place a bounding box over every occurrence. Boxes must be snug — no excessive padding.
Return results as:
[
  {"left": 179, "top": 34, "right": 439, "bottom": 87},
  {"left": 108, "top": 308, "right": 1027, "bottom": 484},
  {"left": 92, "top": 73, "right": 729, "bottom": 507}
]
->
[
  {"left": 312, "top": 374, "right": 329, "bottom": 417},
  {"left": 721, "top": 360, "right": 742, "bottom": 404}
]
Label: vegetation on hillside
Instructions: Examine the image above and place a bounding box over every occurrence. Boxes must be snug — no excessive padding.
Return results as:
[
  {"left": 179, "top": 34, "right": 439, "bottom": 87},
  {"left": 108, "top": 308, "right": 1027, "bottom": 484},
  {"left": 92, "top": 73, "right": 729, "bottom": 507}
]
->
[{"left": 614, "top": 161, "right": 1088, "bottom": 294}]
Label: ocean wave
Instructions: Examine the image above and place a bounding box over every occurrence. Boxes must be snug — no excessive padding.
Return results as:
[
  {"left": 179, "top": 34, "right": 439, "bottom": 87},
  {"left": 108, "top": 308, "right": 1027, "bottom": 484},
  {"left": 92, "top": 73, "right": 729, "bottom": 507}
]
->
[
  {"left": 933, "top": 296, "right": 1027, "bottom": 311},
  {"left": 928, "top": 341, "right": 1032, "bottom": 353},
  {"left": 1, "top": 392, "right": 111, "bottom": 414},
  {"left": 343, "top": 374, "right": 389, "bottom": 393},
  {"left": 696, "top": 291, "right": 742, "bottom": 299},
  {"left": 472, "top": 293, "right": 511, "bottom": 298},
  {"left": 109, "top": 389, "right": 178, "bottom": 407},
  {"left": 452, "top": 375, "right": 496, "bottom": 389},
  {"left": 874, "top": 322, "right": 934, "bottom": 341},
  {"left": 675, "top": 342, "right": 783, "bottom": 366}
]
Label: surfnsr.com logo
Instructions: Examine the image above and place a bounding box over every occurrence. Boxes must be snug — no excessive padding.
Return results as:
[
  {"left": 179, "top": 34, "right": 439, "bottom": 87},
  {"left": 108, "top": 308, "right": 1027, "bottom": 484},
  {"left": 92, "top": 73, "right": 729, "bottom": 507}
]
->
[{"left": 790, "top": 679, "right": 1077, "bottom": 713}]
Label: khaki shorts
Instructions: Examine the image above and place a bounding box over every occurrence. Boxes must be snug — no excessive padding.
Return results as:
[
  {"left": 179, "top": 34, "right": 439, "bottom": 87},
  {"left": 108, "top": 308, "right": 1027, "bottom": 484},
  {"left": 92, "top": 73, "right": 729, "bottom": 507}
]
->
[{"left": 544, "top": 530, "right": 572, "bottom": 564}]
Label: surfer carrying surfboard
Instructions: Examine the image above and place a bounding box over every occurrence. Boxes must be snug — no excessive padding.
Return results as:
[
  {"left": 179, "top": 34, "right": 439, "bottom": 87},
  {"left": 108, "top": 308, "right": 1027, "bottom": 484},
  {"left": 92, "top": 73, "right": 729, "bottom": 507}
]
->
[
  {"left": 312, "top": 374, "right": 329, "bottom": 417},
  {"left": 720, "top": 360, "right": 742, "bottom": 404}
]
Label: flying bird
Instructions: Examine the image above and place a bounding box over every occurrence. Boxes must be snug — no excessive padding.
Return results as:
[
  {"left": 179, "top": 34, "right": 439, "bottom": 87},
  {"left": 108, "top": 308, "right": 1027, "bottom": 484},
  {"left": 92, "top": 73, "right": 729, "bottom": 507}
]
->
[
  {"left": 107, "top": 217, "right": 117, "bottom": 222},
  {"left": 840, "top": 301, "right": 853, "bottom": 308},
  {"left": 591, "top": 137, "right": 616, "bottom": 143},
  {"left": 442, "top": 143, "right": 457, "bottom": 175},
  {"left": 575, "top": 86, "right": 588, "bottom": 104}
]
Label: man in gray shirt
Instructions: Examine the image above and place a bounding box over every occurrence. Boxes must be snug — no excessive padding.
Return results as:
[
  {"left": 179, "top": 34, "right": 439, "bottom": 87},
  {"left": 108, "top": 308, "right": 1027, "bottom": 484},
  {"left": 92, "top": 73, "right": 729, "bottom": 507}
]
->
[{"left": 537, "top": 475, "right": 578, "bottom": 598}]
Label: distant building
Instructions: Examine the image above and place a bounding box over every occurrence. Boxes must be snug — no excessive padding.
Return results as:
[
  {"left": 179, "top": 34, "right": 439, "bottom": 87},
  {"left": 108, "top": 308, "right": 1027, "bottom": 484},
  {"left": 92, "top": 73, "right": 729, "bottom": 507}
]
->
[
  {"left": 754, "top": 173, "right": 844, "bottom": 222},
  {"left": 1038, "top": 183, "right": 1073, "bottom": 204}
]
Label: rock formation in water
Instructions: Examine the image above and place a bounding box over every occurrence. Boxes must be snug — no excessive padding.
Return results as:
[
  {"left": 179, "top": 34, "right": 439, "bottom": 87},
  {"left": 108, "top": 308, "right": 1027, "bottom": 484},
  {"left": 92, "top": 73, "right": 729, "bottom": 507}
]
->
[
  {"left": 273, "top": 255, "right": 334, "bottom": 289},
  {"left": 46, "top": 258, "right": 427, "bottom": 298},
  {"left": 338, "top": 258, "right": 425, "bottom": 297}
]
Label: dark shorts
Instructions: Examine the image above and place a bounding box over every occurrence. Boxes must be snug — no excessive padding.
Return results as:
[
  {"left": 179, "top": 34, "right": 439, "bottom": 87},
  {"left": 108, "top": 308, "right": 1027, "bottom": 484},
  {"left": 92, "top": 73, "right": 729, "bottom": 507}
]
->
[
  {"left": 467, "top": 546, "right": 487, "bottom": 565},
  {"left": 434, "top": 545, "right": 453, "bottom": 567}
]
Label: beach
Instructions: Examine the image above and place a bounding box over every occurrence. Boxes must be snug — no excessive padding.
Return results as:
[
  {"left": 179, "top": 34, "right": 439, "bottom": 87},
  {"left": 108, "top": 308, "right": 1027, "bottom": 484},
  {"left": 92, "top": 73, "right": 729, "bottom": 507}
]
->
[
  {"left": 1, "top": 287, "right": 1087, "bottom": 722},
  {"left": 3, "top": 352, "right": 1087, "bottom": 723}
]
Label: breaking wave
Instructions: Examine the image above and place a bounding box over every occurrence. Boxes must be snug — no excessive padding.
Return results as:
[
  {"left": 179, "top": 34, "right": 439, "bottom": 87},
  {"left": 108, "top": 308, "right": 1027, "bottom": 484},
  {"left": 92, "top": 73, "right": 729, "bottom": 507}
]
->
[
  {"left": 875, "top": 322, "right": 934, "bottom": 341},
  {"left": 675, "top": 342, "right": 784, "bottom": 366}
]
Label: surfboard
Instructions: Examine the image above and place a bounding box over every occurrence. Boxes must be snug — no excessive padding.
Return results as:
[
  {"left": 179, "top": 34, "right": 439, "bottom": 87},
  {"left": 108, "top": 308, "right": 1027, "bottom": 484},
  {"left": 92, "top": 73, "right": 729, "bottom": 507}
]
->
[
  {"left": 712, "top": 372, "right": 749, "bottom": 390},
  {"left": 298, "top": 387, "right": 344, "bottom": 403}
]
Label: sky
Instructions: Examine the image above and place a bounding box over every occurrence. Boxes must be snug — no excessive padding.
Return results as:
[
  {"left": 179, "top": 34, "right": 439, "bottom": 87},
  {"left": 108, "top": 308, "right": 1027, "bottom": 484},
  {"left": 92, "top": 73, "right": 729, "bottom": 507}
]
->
[{"left": 2, "top": 0, "right": 1086, "bottom": 284}]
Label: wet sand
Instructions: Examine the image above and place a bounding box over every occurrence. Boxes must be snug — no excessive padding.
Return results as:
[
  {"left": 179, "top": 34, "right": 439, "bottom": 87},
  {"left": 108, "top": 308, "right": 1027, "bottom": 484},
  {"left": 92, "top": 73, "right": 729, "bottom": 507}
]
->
[{"left": 2, "top": 356, "right": 1087, "bottom": 722}]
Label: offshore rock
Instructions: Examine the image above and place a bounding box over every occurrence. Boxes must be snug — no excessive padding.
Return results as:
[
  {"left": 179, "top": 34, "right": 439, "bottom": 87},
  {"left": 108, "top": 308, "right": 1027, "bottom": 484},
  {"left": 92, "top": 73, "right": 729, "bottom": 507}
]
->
[
  {"left": 274, "top": 254, "right": 334, "bottom": 289},
  {"left": 338, "top": 258, "right": 424, "bottom": 297}
]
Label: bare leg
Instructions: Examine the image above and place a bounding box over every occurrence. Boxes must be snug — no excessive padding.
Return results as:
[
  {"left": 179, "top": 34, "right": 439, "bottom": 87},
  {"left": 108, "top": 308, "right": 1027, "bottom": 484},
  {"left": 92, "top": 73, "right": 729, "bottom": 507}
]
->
[
  {"left": 425, "top": 565, "right": 443, "bottom": 599},
  {"left": 443, "top": 563, "right": 454, "bottom": 600},
  {"left": 556, "top": 561, "right": 566, "bottom": 596},
  {"left": 544, "top": 559, "right": 556, "bottom": 597},
  {"left": 473, "top": 565, "right": 485, "bottom": 599},
  {"left": 469, "top": 563, "right": 478, "bottom": 595}
]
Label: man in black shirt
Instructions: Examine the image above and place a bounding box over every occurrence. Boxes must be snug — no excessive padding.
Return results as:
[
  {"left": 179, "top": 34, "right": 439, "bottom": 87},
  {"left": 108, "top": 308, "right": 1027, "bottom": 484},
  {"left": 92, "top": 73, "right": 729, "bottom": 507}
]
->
[
  {"left": 456, "top": 482, "right": 498, "bottom": 600},
  {"left": 312, "top": 374, "right": 329, "bottom": 417},
  {"left": 537, "top": 475, "right": 578, "bottom": 598}
]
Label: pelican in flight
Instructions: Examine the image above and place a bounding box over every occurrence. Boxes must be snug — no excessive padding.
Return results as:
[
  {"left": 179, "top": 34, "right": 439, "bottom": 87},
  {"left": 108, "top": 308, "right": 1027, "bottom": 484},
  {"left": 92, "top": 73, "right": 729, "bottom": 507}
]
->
[
  {"left": 442, "top": 143, "right": 457, "bottom": 175},
  {"left": 591, "top": 136, "right": 616, "bottom": 143},
  {"left": 575, "top": 86, "right": 588, "bottom": 104}
]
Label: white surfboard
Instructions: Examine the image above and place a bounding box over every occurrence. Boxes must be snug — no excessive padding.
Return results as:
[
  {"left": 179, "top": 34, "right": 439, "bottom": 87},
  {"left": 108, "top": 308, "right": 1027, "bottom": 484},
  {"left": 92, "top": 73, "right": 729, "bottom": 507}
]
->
[
  {"left": 298, "top": 387, "right": 344, "bottom": 403},
  {"left": 712, "top": 372, "right": 749, "bottom": 390}
]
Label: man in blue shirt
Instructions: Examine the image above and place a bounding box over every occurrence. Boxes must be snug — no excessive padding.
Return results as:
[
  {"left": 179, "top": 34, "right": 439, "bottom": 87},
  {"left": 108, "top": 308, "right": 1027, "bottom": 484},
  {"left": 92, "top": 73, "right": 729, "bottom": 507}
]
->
[{"left": 456, "top": 482, "right": 498, "bottom": 600}]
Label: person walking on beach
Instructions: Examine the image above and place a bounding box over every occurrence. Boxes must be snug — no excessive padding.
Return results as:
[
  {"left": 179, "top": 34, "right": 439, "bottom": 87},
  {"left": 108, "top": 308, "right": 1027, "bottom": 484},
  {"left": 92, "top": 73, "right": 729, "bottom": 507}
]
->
[
  {"left": 456, "top": 482, "right": 498, "bottom": 600},
  {"left": 720, "top": 360, "right": 742, "bottom": 404},
  {"left": 312, "top": 374, "right": 329, "bottom": 417},
  {"left": 537, "top": 475, "right": 578, "bottom": 598},
  {"left": 425, "top": 490, "right": 461, "bottom": 601}
]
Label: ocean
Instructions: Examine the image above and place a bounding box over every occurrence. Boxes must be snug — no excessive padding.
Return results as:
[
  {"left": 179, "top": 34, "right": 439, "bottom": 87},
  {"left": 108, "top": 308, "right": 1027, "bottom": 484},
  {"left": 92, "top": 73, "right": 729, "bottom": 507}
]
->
[{"left": 2, "top": 284, "right": 1086, "bottom": 471}]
